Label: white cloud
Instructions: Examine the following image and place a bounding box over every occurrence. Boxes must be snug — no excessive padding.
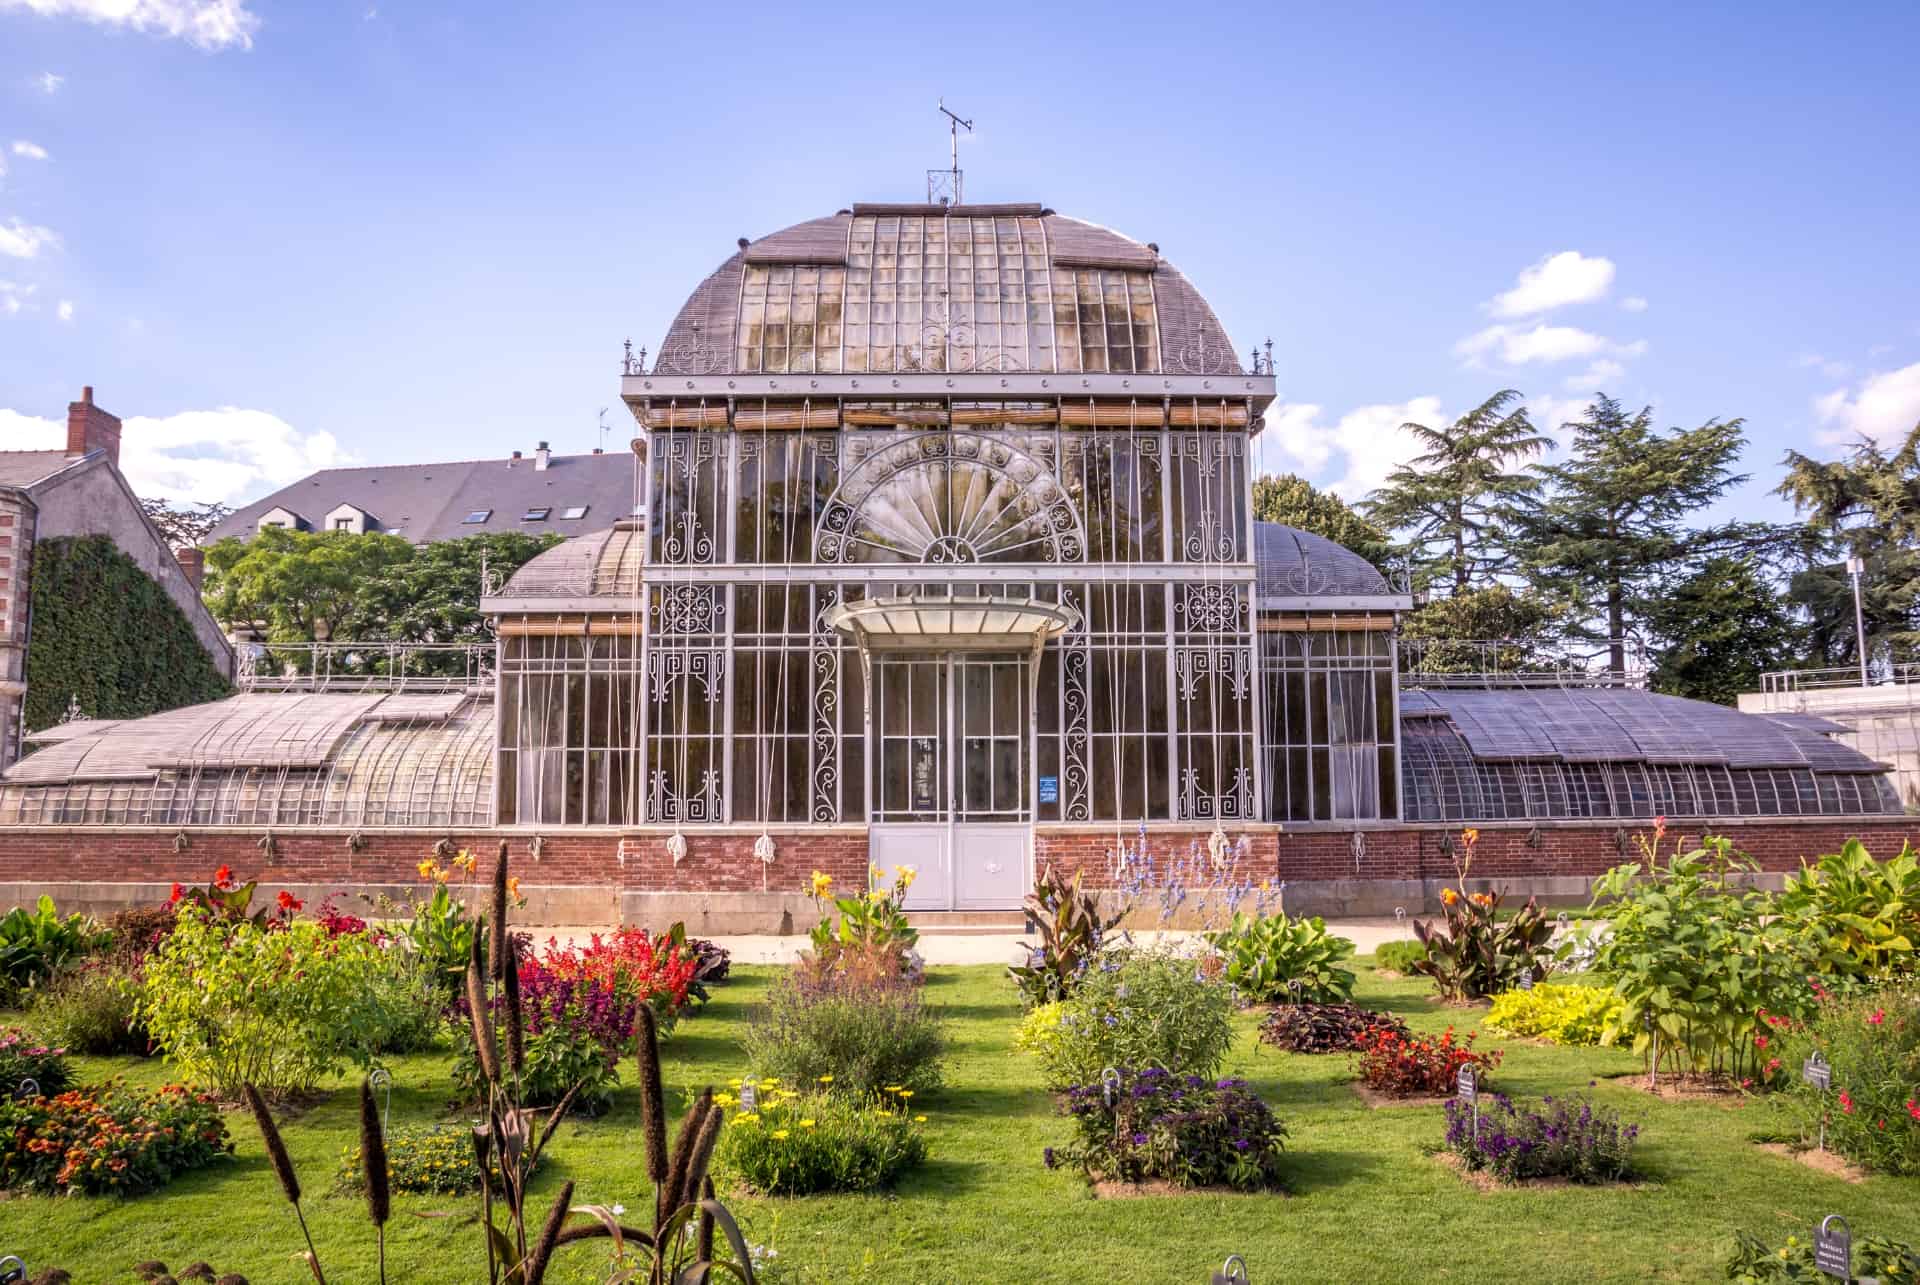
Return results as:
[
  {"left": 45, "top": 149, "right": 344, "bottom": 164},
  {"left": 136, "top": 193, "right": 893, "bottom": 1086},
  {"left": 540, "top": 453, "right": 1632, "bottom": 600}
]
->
[
  {"left": 1619, "top": 295, "right": 1648, "bottom": 313},
  {"left": 1525, "top": 394, "right": 1594, "bottom": 445},
  {"left": 0, "top": 0, "right": 259, "bottom": 50},
  {"left": 0, "top": 218, "right": 60, "bottom": 259},
  {"left": 10, "top": 141, "right": 48, "bottom": 160},
  {"left": 1562, "top": 359, "right": 1625, "bottom": 391},
  {"left": 56, "top": 298, "right": 72, "bottom": 321},
  {"left": 1814, "top": 362, "right": 1920, "bottom": 449},
  {"left": 1456, "top": 322, "right": 1640, "bottom": 367},
  {"left": 36, "top": 72, "right": 63, "bottom": 94},
  {"left": 1258, "top": 395, "right": 1448, "bottom": 500},
  {"left": 0, "top": 279, "right": 34, "bottom": 315},
  {"left": 1487, "top": 251, "right": 1616, "bottom": 318},
  {"left": 0, "top": 405, "right": 352, "bottom": 504}
]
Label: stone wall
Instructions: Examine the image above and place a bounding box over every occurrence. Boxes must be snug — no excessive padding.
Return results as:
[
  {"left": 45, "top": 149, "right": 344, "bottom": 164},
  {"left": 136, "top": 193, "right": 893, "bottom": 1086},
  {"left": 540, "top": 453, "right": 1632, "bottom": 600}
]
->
[{"left": 0, "top": 817, "right": 1913, "bottom": 929}]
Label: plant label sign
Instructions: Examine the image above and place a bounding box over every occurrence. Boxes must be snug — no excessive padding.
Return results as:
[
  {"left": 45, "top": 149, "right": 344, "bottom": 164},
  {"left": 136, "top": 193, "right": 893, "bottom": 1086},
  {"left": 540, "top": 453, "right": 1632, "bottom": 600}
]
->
[
  {"left": 1456, "top": 1065, "right": 1478, "bottom": 1103},
  {"left": 1814, "top": 1215, "right": 1851, "bottom": 1279},
  {"left": 1517, "top": 972, "right": 1536, "bottom": 992},
  {"left": 739, "top": 1082, "right": 758, "bottom": 1112},
  {"left": 1802, "top": 1052, "right": 1832, "bottom": 1091}
]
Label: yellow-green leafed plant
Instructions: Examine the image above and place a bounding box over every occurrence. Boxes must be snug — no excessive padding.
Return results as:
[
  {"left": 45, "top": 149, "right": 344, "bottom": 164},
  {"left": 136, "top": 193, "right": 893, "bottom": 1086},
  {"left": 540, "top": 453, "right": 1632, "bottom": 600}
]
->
[
  {"left": 1778, "top": 838, "right": 1920, "bottom": 980},
  {"left": 715, "top": 1082, "right": 929, "bottom": 1196},
  {"left": 1487, "top": 983, "right": 1623, "bottom": 1046}
]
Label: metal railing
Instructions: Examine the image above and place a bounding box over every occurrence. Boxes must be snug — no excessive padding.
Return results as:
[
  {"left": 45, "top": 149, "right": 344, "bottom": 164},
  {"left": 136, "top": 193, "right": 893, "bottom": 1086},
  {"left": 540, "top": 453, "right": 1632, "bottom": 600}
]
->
[
  {"left": 1399, "top": 637, "right": 1648, "bottom": 690},
  {"left": 234, "top": 641, "right": 494, "bottom": 693},
  {"left": 1759, "top": 663, "right": 1920, "bottom": 695}
]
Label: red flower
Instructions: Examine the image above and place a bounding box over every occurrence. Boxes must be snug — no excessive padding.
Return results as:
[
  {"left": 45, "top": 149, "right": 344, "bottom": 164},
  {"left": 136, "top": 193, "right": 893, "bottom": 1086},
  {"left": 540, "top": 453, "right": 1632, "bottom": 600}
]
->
[
  {"left": 1868, "top": 1008, "right": 1885, "bottom": 1026},
  {"left": 1906, "top": 1099, "right": 1919, "bottom": 1122},
  {"left": 168, "top": 883, "right": 183, "bottom": 905},
  {"left": 212, "top": 864, "right": 234, "bottom": 890},
  {"left": 1754, "top": 1035, "right": 1769, "bottom": 1049},
  {"left": 1839, "top": 1090, "right": 1854, "bottom": 1115},
  {"left": 275, "top": 890, "right": 302, "bottom": 913},
  {"left": 1766, "top": 1058, "right": 1782, "bottom": 1073}
]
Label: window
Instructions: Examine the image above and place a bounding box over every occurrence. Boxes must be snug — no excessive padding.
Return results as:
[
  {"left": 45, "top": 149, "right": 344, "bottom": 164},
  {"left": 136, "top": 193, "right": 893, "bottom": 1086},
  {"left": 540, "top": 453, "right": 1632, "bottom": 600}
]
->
[
  {"left": 463, "top": 510, "right": 491, "bottom": 524},
  {"left": 333, "top": 518, "right": 353, "bottom": 531},
  {"left": 523, "top": 507, "right": 551, "bottom": 521},
  {"left": 560, "top": 505, "right": 590, "bottom": 520}
]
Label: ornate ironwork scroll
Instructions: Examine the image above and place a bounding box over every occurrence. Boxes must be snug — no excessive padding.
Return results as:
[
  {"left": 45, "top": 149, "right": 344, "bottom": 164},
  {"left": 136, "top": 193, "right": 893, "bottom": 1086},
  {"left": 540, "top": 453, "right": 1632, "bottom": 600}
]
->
[{"left": 810, "top": 586, "right": 842, "bottom": 822}]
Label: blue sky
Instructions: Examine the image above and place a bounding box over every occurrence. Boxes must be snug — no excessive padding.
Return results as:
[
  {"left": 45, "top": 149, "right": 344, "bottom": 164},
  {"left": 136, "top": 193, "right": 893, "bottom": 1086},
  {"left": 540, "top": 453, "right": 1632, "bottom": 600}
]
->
[{"left": 2, "top": 0, "right": 1918, "bottom": 521}]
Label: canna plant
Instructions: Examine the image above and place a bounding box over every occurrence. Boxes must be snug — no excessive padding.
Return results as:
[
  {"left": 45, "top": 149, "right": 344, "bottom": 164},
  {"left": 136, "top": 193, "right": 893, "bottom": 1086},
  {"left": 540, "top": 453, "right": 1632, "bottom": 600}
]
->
[
  {"left": 244, "top": 843, "right": 759, "bottom": 1285},
  {"left": 1777, "top": 838, "right": 1920, "bottom": 979},
  {"left": 1411, "top": 829, "right": 1553, "bottom": 1001},
  {"left": 806, "top": 866, "right": 919, "bottom": 975},
  {"left": 1008, "top": 863, "right": 1126, "bottom": 1006}
]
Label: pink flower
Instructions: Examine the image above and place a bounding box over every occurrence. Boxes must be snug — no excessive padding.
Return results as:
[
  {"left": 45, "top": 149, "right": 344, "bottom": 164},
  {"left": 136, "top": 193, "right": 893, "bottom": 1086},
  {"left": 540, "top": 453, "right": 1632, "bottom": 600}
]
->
[
  {"left": 1755, "top": 1035, "right": 1769, "bottom": 1049},
  {"left": 1766, "top": 1058, "right": 1782, "bottom": 1074},
  {"left": 1869, "top": 1008, "right": 1885, "bottom": 1026},
  {"left": 1906, "top": 1099, "right": 1919, "bottom": 1122}
]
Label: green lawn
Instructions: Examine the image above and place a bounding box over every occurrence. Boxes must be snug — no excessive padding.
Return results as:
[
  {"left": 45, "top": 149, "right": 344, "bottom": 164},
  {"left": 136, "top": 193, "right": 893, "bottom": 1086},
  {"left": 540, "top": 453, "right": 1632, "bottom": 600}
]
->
[{"left": 4, "top": 960, "right": 1916, "bottom": 1284}]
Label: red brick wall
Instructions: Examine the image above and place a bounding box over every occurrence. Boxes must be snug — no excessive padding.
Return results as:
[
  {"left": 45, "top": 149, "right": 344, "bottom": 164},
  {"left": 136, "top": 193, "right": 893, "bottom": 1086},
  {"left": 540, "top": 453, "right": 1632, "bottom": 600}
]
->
[{"left": 1032, "top": 820, "right": 1920, "bottom": 886}]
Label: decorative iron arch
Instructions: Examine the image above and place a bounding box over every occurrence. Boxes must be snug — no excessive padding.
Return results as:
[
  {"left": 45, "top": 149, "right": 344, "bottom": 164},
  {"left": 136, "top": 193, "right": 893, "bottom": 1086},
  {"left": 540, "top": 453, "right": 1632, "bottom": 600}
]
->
[{"left": 814, "top": 432, "right": 1086, "bottom": 564}]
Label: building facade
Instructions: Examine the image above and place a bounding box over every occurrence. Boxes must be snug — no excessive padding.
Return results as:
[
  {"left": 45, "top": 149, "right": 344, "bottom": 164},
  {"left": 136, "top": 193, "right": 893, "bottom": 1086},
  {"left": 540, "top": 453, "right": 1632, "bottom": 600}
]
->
[{"left": 0, "top": 206, "right": 1908, "bottom": 924}]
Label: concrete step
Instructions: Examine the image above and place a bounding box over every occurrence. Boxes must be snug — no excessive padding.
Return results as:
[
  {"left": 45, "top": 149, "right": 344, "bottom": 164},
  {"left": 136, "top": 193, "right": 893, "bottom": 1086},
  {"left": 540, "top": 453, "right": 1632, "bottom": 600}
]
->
[{"left": 906, "top": 911, "right": 1029, "bottom": 935}]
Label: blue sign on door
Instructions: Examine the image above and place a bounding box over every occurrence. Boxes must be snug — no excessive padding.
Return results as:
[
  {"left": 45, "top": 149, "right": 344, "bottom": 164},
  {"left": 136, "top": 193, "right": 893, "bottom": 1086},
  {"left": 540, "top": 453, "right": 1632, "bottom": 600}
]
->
[{"left": 1038, "top": 775, "right": 1059, "bottom": 804}]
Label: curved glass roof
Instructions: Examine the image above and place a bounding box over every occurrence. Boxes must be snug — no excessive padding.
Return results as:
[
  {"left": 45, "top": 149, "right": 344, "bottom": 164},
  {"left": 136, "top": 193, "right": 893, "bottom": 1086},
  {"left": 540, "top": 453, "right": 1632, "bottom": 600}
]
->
[{"left": 654, "top": 204, "right": 1243, "bottom": 378}]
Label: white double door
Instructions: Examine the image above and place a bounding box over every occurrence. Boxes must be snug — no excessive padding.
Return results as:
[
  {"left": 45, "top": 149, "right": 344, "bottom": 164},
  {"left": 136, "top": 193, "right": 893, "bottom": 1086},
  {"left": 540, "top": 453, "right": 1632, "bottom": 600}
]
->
[{"left": 869, "top": 653, "right": 1032, "bottom": 911}]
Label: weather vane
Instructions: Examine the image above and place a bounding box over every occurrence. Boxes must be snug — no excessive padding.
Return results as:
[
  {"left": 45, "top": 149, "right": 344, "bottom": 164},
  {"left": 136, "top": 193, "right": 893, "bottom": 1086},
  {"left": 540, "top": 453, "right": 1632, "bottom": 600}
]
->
[{"left": 929, "top": 99, "right": 973, "bottom": 206}]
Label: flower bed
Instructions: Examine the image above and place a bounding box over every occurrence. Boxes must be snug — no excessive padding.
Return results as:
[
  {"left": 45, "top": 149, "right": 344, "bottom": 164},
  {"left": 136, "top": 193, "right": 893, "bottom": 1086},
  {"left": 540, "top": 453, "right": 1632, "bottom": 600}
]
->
[
  {"left": 1772, "top": 984, "right": 1920, "bottom": 1175},
  {"left": 715, "top": 1083, "right": 928, "bottom": 1195},
  {"left": 1049, "top": 1067, "right": 1288, "bottom": 1192},
  {"left": 339, "top": 1123, "right": 486, "bottom": 1196},
  {"left": 1258, "top": 1003, "right": 1410, "bottom": 1054},
  {"left": 0, "top": 1081, "right": 231, "bottom": 1195},
  {"left": 0, "top": 1027, "right": 72, "bottom": 1097},
  {"left": 1353, "top": 1025, "right": 1499, "bottom": 1097},
  {"left": 539, "top": 927, "right": 700, "bottom": 1029},
  {"left": 1442, "top": 1090, "right": 1640, "bottom": 1185},
  {"left": 1012, "top": 948, "right": 1237, "bottom": 1089},
  {"left": 1726, "top": 1226, "right": 1920, "bottom": 1283},
  {"left": 1486, "top": 983, "right": 1623, "bottom": 1046},
  {"left": 742, "top": 957, "right": 945, "bottom": 1098}
]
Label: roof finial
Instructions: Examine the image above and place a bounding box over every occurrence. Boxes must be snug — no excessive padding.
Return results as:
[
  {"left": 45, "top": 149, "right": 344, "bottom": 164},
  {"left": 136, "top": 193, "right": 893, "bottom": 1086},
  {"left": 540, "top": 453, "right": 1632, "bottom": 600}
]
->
[{"left": 930, "top": 99, "right": 973, "bottom": 207}]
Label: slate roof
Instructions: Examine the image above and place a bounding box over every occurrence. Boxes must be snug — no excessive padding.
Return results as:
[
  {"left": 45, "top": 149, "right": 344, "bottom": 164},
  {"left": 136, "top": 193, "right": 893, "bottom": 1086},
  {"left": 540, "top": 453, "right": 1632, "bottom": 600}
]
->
[
  {"left": 207, "top": 451, "right": 639, "bottom": 545},
  {"left": 655, "top": 203, "right": 1244, "bottom": 377},
  {"left": 0, "top": 451, "right": 80, "bottom": 488},
  {"left": 1253, "top": 521, "right": 1391, "bottom": 599}
]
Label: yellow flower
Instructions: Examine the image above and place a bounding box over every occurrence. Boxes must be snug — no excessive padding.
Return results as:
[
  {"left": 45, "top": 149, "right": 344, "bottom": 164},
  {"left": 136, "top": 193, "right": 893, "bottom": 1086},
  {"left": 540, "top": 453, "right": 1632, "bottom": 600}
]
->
[
  {"left": 1441, "top": 887, "right": 1460, "bottom": 907},
  {"left": 883, "top": 1085, "right": 903, "bottom": 1093},
  {"left": 810, "top": 871, "right": 833, "bottom": 899},
  {"left": 506, "top": 875, "right": 522, "bottom": 901},
  {"left": 873, "top": 1108, "right": 893, "bottom": 1117},
  {"left": 817, "top": 1074, "right": 834, "bottom": 1084},
  {"left": 416, "top": 858, "right": 436, "bottom": 878},
  {"left": 771, "top": 1129, "right": 790, "bottom": 1140},
  {"left": 728, "top": 1077, "right": 744, "bottom": 1088},
  {"left": 867, "top": 888, "right": 887, "bottom": 906},
  {"left": 896, "top": 1090, "right": 914, "bottom": 1099},
  {"left": 759, "top": 1077, "right": 779, "bottom": 1086},
  {"left": 913, "top": 1115, "right": 927, "bottom": 1123},
  {"left": 714, "top": 1093, "right": 736, "bottom": 1108},
  {"left": 454, "top": 849, "right": 477, "bottom": 872},
  {"left": 735, "top": 1113, "right": 760, "bottom": 1125},
  {"left": 1462, "top": 827, "right": 1480, "bottom": 846},
  {"left": 895, "top": 865, "right": 917, "bottom": 889},
  {"left": 799, "top": 1119, "right": 815, "bottom": 1128},
  {"left": 869, "top": 863, "right": 885, "bottom": 883}
]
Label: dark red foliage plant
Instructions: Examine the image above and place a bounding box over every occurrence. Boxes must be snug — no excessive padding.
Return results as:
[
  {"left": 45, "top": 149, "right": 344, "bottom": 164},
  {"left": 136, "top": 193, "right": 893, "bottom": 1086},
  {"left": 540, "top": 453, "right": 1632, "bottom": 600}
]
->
[{"left": 1352, "top": 1025, "right": 1500, "bottom": 1097}]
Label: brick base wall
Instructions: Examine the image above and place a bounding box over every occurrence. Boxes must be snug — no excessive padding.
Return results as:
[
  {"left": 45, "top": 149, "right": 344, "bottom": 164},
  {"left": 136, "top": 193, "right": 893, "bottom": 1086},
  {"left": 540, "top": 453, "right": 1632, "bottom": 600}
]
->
[{"left": 0, "top": 819, "right": 1913, "bottom": 926}]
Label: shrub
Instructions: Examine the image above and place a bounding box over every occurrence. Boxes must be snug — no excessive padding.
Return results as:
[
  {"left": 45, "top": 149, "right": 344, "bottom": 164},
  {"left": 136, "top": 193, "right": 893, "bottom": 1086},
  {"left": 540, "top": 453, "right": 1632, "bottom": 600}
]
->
[
  {"left": 1008, "top": 864, "right": 1125, "bottom": 1006},
  {"left": 1726, "top": 1227, "right": 1920, "bottom": 1283},
  {"left": 339, "top": 1124, "right": 485, "bottom": 1196},
  {"left": 30, "top": 960, "right": 148, "bottom": 1056},
  {"left": 539, "top": 926, "right": 700, "bottom": 1031},
  {"left": 453, "top": 955, "right": 635, "bottom": 1112},
  {"left": 1487, "top": 983, "right": 1624, "bottom": 1046},
  {"left": 1587, "top": 831, "right": 1839, "bottom": 1083},
  {"left": 104, "top": 903, "right": 177, "bottom": 962},
  {"left": 0, "top": 1081, "right": 231, "bottom": 1195},
  {"left": 1373, "top": 940, "right": 1428, "bottom": 973},
  {"left": 1771, "top": 984, "right": 1920, "bottom": 1175},
  {"left": 1777, "top": 838, "right": 1920, "bottom": 980},
  {"left": 1050, "top": 1067, "right": 1287, "bottom": 1191},
  {"left": 1014, "top": 948, "right": 1237, "bottom": 1089},
  {"left": 1353, "top": 1025, "right": 1500, "bottom": 1097},
  {"left": 715, "top": 1084, "right": 928, "bottom": 1195},
  {"left": 0, "top": 1028, "right": 71, "bottom": 1097},
  {"left": 1412, "top": 831, "right": 1553, "bottom": 1001},
  {"left": 362, "top": 947, "right": 444, "bottom": 1055},
  {"left": 1203, "top": 911, "right": 1356, "bottom": 1004},
  {"left": 138, "top": 904, "right": 420, "bottom": 1098},
  {"left": 0, "top": 896, "right": 103, "bottom": 1003},
  {"left": 742, "top": 965, "right": 945, "bottom": 1098},
  {"left": 1258, "top": 1003, "right": 1409, "bottom": 1054},
  {"left": 1443, "top": 1091, "right": 1641, "bottom": 1184}
]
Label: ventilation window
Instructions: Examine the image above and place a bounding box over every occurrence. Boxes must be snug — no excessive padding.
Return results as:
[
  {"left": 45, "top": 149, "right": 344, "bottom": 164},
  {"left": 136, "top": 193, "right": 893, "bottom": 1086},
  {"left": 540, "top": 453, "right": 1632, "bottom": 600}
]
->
[
  {"left": 463, "top": 510, "right": 492, "bottom": 524},
  {"left": 523, "top": 507, "right": 552, "bottom": 521},
  {"left": 560, "top": 505, "right": 590, "bottom": 520}
]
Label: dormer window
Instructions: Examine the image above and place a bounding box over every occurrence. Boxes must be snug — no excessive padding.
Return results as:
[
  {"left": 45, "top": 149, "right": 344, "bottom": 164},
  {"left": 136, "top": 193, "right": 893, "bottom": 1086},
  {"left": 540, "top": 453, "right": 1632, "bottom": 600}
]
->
[
  {"left": 523, "top": 507, "right": 552, "bottom": 521},
  {"left": 463, "top": 510, "right": 492, "bottom": 524}
]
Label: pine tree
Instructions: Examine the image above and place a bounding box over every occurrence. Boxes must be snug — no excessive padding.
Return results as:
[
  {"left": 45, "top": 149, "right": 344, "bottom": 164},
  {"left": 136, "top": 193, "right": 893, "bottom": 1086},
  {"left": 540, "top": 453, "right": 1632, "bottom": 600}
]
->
[
  {"left": 1520, "top": 395, "right": 1748, "bottom": 679},
  {"left": 1363, "top": 390, "right": 1552, "bottom": 593},
  {"left": 1250, "top": 473, "right": 1395, "bottom": 571},
  {"left": 1645, "top": 556, "right": 1801, "bottom": 704}
]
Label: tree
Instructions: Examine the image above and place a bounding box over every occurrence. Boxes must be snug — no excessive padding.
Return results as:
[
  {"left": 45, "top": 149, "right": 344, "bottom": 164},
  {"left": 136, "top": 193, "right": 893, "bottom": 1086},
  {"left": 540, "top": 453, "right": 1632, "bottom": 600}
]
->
[
  {"left": 1398, "top": 584, "right": 1556, "bottom": 675},
  {"left": 1363, "top": 390, "right": 1554, "bottom": 593},
  {"left": 1645, "top": 556, "right": 1802, "bottom": 704},
  {"left": 203, "top": 527, "right": 415, "bottom": 643},
  {"left": 1250, "top": 473, "right": 1394, "bottom": 571},
  {"left": 1776, "top": 423, "right": 1920, "bottom": 670},
  {"left": 141, "top": 497, "right": 234, "bottom": 550},
  {"left": 1519, "top": 395, "right": 1749, "bottom": 678},
  {"left": 338, "top": 532, "right": 561, "bottom": 647}
]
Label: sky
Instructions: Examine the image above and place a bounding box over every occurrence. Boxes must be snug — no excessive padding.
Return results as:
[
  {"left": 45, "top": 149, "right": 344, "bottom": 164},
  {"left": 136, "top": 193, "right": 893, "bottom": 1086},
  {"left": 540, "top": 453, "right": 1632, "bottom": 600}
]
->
[{"left": 1, "top": 0, "right": 1917, "bottom": 522}]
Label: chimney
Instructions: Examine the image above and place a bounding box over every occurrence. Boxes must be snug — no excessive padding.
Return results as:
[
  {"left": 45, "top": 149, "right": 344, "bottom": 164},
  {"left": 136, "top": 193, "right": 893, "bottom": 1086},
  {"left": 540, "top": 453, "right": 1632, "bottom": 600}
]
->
[
  {"left": 592, "top": 447, "right": 604, "bottom": 455},
  {"left": 509, "top": 450, "right": 522, "bottom": 468},
  {"left": 174, "top": 546, "right": 205, "bottom": 591},
  {"left": 66, "top": 385, "right": 123, "bottom": 468},
  {"left": 535, "top": 440, "right": 551, "bottom": 471}
]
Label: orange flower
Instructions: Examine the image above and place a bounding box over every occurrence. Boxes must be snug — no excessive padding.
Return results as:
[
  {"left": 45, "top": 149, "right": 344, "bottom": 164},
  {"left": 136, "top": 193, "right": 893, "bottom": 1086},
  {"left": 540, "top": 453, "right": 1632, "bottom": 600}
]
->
[
  {"left": 1461, "top": 828, "right": 1480, "bottom": 848},
  {"left": 1469, "top": 892, "right": 1492, "bottom": 908},
  {"left": 1440, "top": 888, "right": 1460, "bottom": 907}
]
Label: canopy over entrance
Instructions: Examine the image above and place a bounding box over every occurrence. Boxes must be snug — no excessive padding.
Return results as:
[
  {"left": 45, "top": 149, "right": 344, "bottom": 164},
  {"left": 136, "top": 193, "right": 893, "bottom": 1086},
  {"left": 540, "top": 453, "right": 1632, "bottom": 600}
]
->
[{"left": 824, "top": 593, "right": 1081, "bottom": 654}]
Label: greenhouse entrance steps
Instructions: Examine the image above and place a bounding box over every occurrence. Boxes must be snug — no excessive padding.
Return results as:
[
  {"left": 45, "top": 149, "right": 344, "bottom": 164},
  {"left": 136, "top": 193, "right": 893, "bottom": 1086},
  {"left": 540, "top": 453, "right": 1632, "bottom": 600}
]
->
[{"left": 905, "top": 910, "right": 1030, "bottom": 936}]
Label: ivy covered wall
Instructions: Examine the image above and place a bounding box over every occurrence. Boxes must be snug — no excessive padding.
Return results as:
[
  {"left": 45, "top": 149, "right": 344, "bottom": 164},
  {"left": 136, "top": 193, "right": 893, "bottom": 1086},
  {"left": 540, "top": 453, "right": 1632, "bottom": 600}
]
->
[{"left": 24, "top": 535, "right": 229, "bottom": 732}]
